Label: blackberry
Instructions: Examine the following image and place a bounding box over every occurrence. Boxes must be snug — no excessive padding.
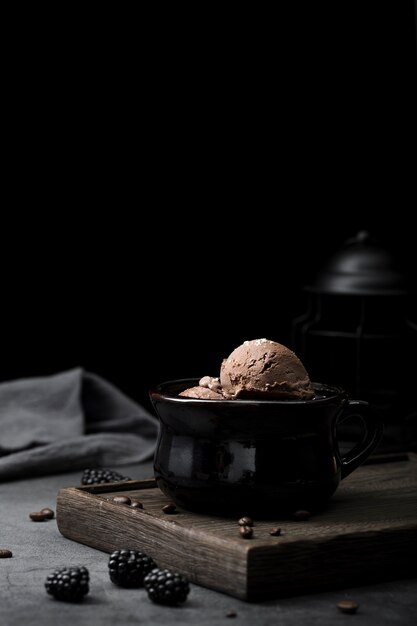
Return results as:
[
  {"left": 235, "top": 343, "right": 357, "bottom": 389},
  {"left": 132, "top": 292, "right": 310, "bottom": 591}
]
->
[
  {"left": 144, "top": 568, "right": 190, "bottom": 605},
  {"left": 45, "top": 566, "right": 89, "bottom": 602},
  {"left": 81, "top": 468, "right": 130, "bottom": 485},
  {"left": 108, "top": 549, "right": 156, "bottom": 587}
]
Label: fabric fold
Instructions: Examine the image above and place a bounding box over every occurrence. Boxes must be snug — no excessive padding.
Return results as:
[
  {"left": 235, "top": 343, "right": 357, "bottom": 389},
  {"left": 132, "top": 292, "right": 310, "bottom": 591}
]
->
[{"left": 0, "top": 368, "right": 158, "bottom": 481}]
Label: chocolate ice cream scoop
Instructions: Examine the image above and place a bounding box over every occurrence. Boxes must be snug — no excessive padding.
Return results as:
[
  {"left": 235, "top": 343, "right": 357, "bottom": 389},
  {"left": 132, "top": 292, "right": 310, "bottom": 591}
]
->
[
  {"left": 179, "top": 377, "right": 223, "bottom": 399},
  {"left": 179, "top": 386, "right": 223, "bottom": 399},
  {"left": 220, "top": 338, "right": 314, "bottom": 400}
]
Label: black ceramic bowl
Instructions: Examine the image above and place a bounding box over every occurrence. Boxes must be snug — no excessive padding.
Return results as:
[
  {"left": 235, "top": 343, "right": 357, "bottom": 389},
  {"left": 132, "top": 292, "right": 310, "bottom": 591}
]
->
[{"left": 150, "top": 378, "right": 382, "bottom": 517}]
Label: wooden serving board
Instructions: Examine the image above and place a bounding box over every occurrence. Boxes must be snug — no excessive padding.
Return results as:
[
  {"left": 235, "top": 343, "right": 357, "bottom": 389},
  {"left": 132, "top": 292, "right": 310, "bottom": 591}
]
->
[{"left": 56, "top": 454, "right": 417, "bottom": 601}]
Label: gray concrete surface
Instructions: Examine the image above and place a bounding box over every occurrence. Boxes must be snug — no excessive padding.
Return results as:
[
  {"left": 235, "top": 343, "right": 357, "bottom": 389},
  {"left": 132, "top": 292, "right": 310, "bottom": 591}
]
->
[{"left": 1, "top": 462, "right": 416, "bottom": 625}]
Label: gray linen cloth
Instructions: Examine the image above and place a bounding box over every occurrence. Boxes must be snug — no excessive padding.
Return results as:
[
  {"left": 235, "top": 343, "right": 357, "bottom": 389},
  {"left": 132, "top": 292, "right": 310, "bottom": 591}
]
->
[{"left": 0, "top": 368, "right": 158, "bottom": 481}]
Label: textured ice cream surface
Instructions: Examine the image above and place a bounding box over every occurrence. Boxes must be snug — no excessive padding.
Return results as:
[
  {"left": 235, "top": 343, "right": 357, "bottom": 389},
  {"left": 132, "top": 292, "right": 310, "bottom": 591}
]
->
[
  {"left": 179, "top": 386, "right": 223, "bottom": 399},
  {"left": 220, "top": 338, "right": 314, "bottom": 400},
  {"left": 198, "top": 376, "right": 222, "bottom": 392},
  {"left": 179, "top": 376, "right": 223, "bottom": 399}
]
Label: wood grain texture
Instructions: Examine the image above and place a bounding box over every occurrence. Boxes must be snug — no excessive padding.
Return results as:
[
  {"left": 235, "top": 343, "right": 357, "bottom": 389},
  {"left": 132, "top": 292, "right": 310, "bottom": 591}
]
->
[{"left": 56, "top": 454, "right": 417, "bottom": 601}]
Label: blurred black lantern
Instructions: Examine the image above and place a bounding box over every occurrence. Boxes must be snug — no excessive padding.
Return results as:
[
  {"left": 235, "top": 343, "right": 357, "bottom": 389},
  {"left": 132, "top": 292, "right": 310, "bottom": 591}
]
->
[{"left": 292, "top": 231, "right": 417, "bottom": 453}]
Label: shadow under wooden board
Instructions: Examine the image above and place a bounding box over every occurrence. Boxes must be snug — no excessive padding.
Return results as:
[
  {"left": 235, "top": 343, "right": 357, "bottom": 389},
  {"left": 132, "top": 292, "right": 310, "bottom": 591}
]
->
[{"left": 56, "top": 453, "right": 417, "bottom": 601}]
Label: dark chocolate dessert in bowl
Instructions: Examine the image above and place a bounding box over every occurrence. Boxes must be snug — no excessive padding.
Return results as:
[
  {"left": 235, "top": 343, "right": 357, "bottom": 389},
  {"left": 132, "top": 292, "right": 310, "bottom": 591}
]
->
[{"left": 150, "top": 340, "right": 383, "bottom": 517}]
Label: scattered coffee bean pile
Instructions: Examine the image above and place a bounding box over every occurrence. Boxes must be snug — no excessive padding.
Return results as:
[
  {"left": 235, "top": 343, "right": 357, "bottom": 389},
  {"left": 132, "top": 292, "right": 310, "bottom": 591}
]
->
[
  {"left": 29, "top": 507, "right": 55, "bottom": 522},
  {"left": 110, "top": 496, "right": 144, "bottom": 509},
  {"left": 110, "top": 497, "right": 177, "bottom": 514},
  {"left": 238, "top": 516, "right": 254, "bottom": 539},
  {"left": 236, "top": 509, "right": 311, "bottom": 540}
]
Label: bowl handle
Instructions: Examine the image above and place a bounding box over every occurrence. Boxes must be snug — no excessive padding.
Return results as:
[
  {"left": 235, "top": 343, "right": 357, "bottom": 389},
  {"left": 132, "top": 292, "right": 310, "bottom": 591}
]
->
[{"left": 337, "top": 400, "right": 383, "bottom": 479}]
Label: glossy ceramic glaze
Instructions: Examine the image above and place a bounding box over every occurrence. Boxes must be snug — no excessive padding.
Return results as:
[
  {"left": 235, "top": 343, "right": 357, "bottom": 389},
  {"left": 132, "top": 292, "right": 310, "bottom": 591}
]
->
[{"left": 150, "top": 379, "right": 382, "bottom": 516}]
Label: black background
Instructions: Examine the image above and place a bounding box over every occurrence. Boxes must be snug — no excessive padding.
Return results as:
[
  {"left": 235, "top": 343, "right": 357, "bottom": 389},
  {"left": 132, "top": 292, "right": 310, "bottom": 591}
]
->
[{"left": 1, "top": 3, "right": 416, "bottom": 412}]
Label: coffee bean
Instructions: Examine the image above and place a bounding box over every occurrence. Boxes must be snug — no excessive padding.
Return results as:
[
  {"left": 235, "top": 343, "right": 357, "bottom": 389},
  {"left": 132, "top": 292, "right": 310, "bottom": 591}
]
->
[
  {"left": 29, "top": 512, "right": 47, "bottom": 521},
  {"left": 238, "top": 516, "right": 254, "bottom": 527},
  {"left": 162, "top": 503, "right": 176, "bottom": 514},
  {"left": 239, "top": 526, "right": 253, "bottom": 539},
  {"left": 292, "top": 509, "right": 311, "bottom": 521},
  {"left": 0, "top": 549, "right": 13, "bottom": 558},
  {"left": 336, "top": 600, "right": 359, "bottom": 614},
  {"left": 112, "top": 495, "right": 132, "bottom": 505},
  {"left": 130, "top": 500, "right": 144, "bottom": 509},
  {"left": 269, "top": 527, "right": 281, "bottom": 536},
  {"left": 226, "top": 609, "right": 237, "bottom": 617},
  {"left": 40, "top": 507, "right": 54, "bottom": 519}
]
